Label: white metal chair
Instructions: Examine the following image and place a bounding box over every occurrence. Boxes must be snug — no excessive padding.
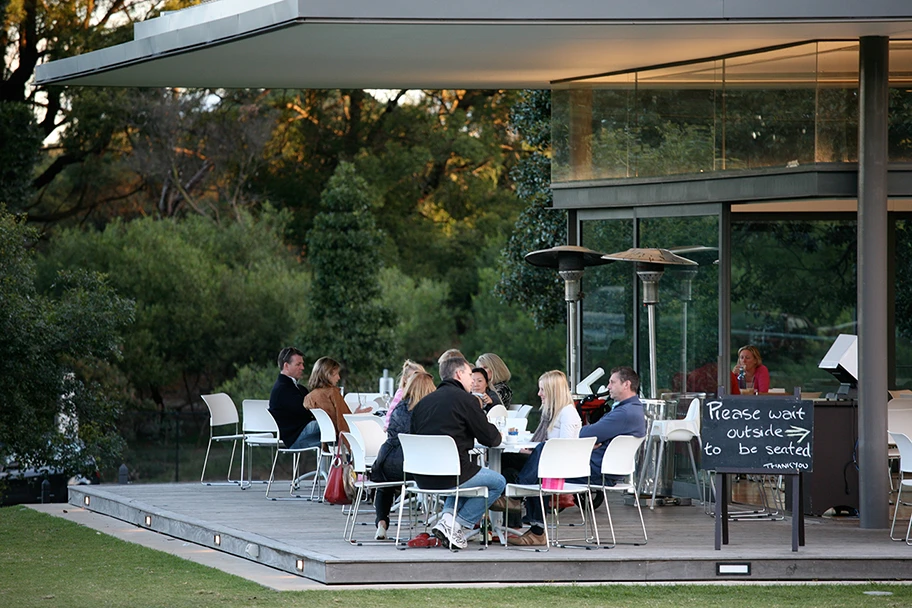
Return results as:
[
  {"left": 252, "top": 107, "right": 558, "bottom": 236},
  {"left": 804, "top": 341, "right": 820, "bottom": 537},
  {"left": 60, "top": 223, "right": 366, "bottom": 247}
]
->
[
  {"left": 342, "top": 432, "right": 413, "bottom": 544},
  {"left": 639, "top": 397, "right": 702, "bottom": 509},
  {"left": 591, "top": 435, "right": 648, "bottom": 547},
  {"left": 503, "top": 436, "right": 598, "bottom": 550},
  {"left": 307, "top": 408, "right": 338, "bottom": 500},
  {"left": 889, "top": 431, "right": 912, "bottom": 545},
  {"left": 486, "top": 404, "right": 509, "bottom": 421},
  {"left": 346, "top": 418, "right": 387, "bottom": 468},
  {"left": 200, "top": 393, "right": 245, "bottom": 486},
  {"left": 888, "top": 400, "right": 912, "bottom": 492},
  {"left": 395, "top": 433, "right": 491, "bottom": 552},
  {"left": 240, "top": 399, "right": 278, "bottom": 487}
]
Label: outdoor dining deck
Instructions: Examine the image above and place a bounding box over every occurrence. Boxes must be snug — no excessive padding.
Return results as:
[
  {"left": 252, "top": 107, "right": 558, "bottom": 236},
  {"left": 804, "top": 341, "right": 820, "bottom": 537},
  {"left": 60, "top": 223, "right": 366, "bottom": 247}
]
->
[{"left": 66, "top": 481, "right": 912, "bottom": 586}]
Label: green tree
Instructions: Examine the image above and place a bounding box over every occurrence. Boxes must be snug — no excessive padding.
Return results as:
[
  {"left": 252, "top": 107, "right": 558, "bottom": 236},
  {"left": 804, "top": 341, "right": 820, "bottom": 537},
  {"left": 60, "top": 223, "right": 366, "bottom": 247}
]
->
[
  {"left": 0, "top": 206, "right": 133, "bottom": 474},
  {"left": 496, "top": 90, "right": 566, "bottom": 328},
  {"left": 305, "top": 163, "right": 395, "bottom": 389},
  {"left": 37, "top": 209, "right": 308, "bottom": 410},
  {"left": 378, "top": 266, "right": 456, "bottom": 366}
]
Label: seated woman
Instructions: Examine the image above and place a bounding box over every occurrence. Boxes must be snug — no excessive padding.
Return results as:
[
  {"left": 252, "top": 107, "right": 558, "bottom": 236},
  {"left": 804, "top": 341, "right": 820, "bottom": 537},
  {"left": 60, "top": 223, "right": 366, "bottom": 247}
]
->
[
  {"left": 471, "top": 367, "right": 503, "bottom": 412},
  {"left": 503, "top": 370, "right": 582, "bottom": 547},
  {"left": 475, "top": 352, "right": 513, "bottom": 408},
  {"left": 730, "top": 344, "right": 771, "bottom": 395},
  {"left": 383, "top": 359, "right": 425, "bottom": 430},
  {"left": 370, "top": 372, "right": 436, "bottom": 540},
  {"left": 304, "top": 357, "right": 370, "bottom": 439}
]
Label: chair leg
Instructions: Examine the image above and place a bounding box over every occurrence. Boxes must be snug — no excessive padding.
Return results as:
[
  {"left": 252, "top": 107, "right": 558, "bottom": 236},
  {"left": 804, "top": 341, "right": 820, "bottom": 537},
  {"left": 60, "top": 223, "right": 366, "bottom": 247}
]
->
[
  {"left": 686, "top": 442, "right": 702, "bottom": 505},
  {"left": 891, "top": 477, "right": 905, "bottom": 541},
  {"left": 650, "top": 439, "right": 666, "bottom": 510},
  {"left": 265, "top": 448, "right": 281, "bottom": 500},
  {"left": 637, "top": 436, "right": 655, "bottom": 496},
  {"left": 602, "top": 489, "right": 617, "bottom": 547},
  {"left": 200, "top": 438, "right": 214, "bottom": 484}
]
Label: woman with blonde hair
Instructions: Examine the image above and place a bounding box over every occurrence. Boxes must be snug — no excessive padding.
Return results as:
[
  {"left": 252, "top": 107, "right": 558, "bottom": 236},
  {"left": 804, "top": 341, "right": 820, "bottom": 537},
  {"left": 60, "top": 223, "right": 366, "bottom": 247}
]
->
[
  {"left": 371, "top": 371, "right": 436, "bottom": 539},
  {"left": 730, "top": 344, "right": 770, "bottom": 394},
  {"left": 530, "top": 370, "right": 582, "bottom": 442},
  {"left": 475, "top": 352, "right": 513, "bottom": 407},
  {"left": 304, "top": 357, "right": 369, "bottom": 438},
  {"left": 384, "top": 359, "right": 425, "bottom": 430}
]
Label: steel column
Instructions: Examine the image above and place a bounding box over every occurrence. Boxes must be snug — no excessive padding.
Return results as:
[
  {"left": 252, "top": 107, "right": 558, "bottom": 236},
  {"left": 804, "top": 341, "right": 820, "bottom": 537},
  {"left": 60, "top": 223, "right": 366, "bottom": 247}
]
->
[{"left": 857, "top": 36, "right": 890, "bottom": 529}]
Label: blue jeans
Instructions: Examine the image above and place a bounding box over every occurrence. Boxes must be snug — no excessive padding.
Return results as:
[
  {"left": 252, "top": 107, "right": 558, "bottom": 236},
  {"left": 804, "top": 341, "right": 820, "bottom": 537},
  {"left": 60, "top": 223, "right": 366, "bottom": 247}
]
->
[
  {"left": 288, "top": 420, "right": 320, "bottom": 450},
  {"left": 442, "top": 467, "right": 505, "bottom": 528}
]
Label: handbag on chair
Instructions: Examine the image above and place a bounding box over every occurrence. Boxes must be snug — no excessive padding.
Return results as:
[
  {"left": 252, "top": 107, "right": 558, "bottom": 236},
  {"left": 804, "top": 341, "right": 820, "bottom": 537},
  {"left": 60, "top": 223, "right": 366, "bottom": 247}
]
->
[{"left": 324, "top": 443, "right": 354, "bottom": 505}]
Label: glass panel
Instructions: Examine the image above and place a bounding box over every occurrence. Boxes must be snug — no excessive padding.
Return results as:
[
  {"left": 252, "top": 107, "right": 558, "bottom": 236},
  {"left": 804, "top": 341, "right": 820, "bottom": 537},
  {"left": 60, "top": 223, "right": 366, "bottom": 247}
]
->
[
  {"left": 722, "top": 44, "right": 817, "bottom": 171},
  {"left": 637, "top": 216, "right": 720, "bottom": 398},
  {"left": 896, "top": 218, "right": 912, "bottom": 389},
  {"left": 889, "top": 42, "right": 912, "bottom": 163},
  {"left": 580, "top": 219, "right": 634, "bottom": 376},
  {"left": 730, "top": 218, "right": 857, "bottom": 394},
  {"left": 817, "top": 42, "right": 859, "bottom": 163},
  {"left": 633, "top": 61, "right": 721, "bottom": 178}
]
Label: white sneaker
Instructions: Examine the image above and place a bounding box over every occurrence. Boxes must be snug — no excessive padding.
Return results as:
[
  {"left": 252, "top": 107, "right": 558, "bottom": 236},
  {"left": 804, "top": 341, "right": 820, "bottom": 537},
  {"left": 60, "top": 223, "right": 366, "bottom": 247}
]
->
[
  {"left": 432, "top": 519, "right": 467, "bottom": 550},
  {"left": 374, "top": 522, "right": 387, "bottom": 540}
]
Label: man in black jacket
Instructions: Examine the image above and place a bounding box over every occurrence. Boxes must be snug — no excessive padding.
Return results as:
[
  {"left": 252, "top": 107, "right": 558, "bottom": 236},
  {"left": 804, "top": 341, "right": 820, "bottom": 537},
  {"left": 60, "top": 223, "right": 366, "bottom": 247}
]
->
[
  {"left": 268, "top": 347, "right": 319, "bottom": 449},
  {"left": 410, "top": 356, "right": 505, "bottom": 549}
]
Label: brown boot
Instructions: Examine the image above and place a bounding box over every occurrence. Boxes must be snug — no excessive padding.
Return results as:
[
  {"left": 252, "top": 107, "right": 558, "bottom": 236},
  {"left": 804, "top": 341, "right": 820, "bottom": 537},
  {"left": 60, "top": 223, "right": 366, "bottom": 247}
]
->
[
  {"left": 490, "top": 496, "right": 522, "bottom": 512},
  {"left": 507, "top": 529, "right": 547, "bottom": 546}
]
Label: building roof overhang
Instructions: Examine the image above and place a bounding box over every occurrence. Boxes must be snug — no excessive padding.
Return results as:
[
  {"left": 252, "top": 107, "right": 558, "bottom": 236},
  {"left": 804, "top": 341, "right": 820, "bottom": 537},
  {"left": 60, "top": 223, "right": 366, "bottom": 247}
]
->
[{"left": 35, "top": 0, "right": 912, "bottom": 89}]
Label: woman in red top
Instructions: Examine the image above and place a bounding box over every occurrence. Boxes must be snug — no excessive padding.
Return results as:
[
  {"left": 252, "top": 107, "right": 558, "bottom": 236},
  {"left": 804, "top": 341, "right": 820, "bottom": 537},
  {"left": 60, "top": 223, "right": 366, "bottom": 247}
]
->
[{"left": 730, "top": 344, "right": 770, "bottom": 394}]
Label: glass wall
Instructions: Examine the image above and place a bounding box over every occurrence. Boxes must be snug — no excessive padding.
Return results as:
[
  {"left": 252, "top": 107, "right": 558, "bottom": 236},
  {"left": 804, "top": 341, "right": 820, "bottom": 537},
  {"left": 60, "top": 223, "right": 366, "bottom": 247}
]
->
[
  {"left": 730, "top": 216, "right": 857, "bottom": 395},
  {"left": 553, "top": 40, "right": 912, "bottom": 182},
  {"left": 580, "top": 214, "right": 719, "bottom": 397}
]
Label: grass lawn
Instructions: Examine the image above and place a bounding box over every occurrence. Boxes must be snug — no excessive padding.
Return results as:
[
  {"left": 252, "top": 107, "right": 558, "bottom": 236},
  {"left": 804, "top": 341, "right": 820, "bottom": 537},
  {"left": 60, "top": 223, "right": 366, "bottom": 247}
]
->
[{"left": 1, "top": 506, "right": 909, "bottom": 608}]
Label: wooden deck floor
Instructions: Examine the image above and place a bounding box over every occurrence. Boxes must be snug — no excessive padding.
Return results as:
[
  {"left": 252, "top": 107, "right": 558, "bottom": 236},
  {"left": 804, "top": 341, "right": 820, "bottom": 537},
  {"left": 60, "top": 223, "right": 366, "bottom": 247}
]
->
[{"left": 67, "top": 481, "right": 912, "bottom": 585}]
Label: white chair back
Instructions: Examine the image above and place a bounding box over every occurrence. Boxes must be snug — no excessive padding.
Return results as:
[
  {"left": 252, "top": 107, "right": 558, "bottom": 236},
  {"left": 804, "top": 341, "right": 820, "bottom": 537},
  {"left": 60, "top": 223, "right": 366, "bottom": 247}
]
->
[
  {"left": 890, "top": 432, "right": 912, "bottom": 475},
  {"left": 536, "top": 436, "right": 597, "bottom": 479},
  {"left": 516, "top": 404, "right": 533, "bottom": 419},
  {"left": 242, "top": 399, "right": 276, "bottom": 434},
  {"left": 399, "top": 434, "right": 461, "bottom": 477},
  {"left": 344, "top": 392, "right": 385, "bottom": 412},
  {"left": 486, "top": 404, "right": 509, "bottom": 422},
  {"left": 342, "top": 432, "right": 368, "bottom": 474},
  {"left": 202, "top": 393, "right": 239, "bottom": 427},
  {"left": 351, "top": 419, "right": 387, "bottom": 459},
  {"left": 600, "top": 435, "right": 645, "bottom": 477},
  {"left": 310, "top": 407, "right": 337, "bottom": 443}
]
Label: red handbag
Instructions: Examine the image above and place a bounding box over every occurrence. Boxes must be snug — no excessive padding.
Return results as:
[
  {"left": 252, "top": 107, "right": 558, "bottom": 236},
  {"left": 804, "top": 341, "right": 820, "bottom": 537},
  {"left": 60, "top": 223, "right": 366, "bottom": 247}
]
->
[{"left": 323, "top": 444, "right": 353, "bottom": 505}]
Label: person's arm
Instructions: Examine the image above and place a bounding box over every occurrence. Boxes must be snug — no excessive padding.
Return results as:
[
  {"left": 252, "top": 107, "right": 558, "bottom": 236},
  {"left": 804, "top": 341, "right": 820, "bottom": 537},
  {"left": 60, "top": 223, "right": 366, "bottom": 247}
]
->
[
  {"left": 464, "top": 399, "right": 502, "bottom": 447},
  {"left": 579, "top": 407, "right": 621, "bottom": 444},
  {"left": 755, "top": 365, "right": 771, "bottom": 393}
]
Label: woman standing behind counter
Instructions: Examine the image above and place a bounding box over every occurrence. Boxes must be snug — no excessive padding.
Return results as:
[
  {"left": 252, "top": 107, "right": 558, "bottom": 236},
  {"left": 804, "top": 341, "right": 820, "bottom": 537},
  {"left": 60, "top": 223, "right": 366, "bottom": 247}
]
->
[{"left": 730, "top": 345, "right": 770, "bottom": 395}]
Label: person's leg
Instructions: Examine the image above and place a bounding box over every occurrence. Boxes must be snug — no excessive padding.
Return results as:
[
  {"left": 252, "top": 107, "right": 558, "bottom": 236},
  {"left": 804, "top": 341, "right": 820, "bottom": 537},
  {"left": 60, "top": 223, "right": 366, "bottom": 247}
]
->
[
  {"left": 374, "top": 486, "right": 395, "bottom": 528},
  {"left": 451, "top": 467, "right": 506, "bottom": 528},
  {"left": 288, "top": 420, "right": 320, "bottom": 450}
]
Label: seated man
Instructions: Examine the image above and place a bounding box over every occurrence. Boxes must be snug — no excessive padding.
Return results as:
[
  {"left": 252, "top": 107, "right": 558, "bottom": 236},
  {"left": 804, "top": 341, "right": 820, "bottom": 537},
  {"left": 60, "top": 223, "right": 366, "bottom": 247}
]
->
[
  {"left": 508, "top": 365, "right": 646, "bottom": 546},
  {"left": 268, "top": 347, "right": 319, "bottom": 450},
  {"left": 410, "top": 356, "right": 505, "bottom": 549}
]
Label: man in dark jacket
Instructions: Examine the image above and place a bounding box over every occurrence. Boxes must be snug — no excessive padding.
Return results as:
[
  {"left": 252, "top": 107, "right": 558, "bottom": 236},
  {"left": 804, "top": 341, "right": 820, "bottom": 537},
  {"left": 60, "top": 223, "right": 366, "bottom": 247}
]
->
[
  {"left": 268, "top": 347, "right": 319, "bottom": 449},
  {"left": 410, "top": 356, "right": 505, "bottom": 549}
]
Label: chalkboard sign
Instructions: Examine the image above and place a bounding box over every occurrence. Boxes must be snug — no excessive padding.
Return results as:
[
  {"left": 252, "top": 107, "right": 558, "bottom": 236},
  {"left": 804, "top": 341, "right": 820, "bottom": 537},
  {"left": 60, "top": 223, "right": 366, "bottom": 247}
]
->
[{"left": 701, "top": 396, "right": 814, "bottom": 473}]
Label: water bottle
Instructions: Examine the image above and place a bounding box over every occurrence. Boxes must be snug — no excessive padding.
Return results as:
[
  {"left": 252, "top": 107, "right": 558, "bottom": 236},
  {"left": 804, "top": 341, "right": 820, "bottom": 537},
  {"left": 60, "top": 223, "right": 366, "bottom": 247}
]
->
[{"left": 737, "top": 366, "right": 746, "bottom": 391}]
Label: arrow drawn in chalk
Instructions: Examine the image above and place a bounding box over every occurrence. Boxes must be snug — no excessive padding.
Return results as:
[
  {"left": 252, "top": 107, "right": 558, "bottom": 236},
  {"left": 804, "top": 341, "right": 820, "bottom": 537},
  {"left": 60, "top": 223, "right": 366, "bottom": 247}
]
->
[{"left": 785, "top": 426, "right": 810, "bottom": 443}]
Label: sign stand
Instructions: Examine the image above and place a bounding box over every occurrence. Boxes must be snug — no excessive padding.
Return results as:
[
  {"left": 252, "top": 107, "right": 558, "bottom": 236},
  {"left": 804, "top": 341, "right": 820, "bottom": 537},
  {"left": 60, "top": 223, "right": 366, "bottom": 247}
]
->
[
  {"left": 705, "top": 388, "right": 811, "bottom": 552},
  {"left": 714, "top": 469, "right": 805, "bottom": 551}
]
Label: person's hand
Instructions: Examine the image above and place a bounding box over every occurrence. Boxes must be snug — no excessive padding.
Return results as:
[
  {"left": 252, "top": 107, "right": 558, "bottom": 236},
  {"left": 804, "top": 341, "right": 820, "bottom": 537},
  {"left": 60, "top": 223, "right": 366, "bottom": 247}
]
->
[
  {"left": 481, "top": 393, "right": 492, "bottom": 405},
  {"left": 355, "top": 404, "right": 372, "bottom": 414},
  {"left": 519, "top": 447, "right": 533, "bottom": 455}
]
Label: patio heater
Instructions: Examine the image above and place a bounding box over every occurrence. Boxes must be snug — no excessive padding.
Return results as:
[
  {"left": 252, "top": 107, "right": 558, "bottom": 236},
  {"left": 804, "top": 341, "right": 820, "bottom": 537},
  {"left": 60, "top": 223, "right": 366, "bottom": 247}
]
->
[
  {"left": 524, "top": 245, "right": 612, "bottom": 391},
  {"left": 602, "top": 248, "right": 697, "bottom": 399},
  {"left": 667, "top": 246, "right": 718, "bottom": 393}
]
